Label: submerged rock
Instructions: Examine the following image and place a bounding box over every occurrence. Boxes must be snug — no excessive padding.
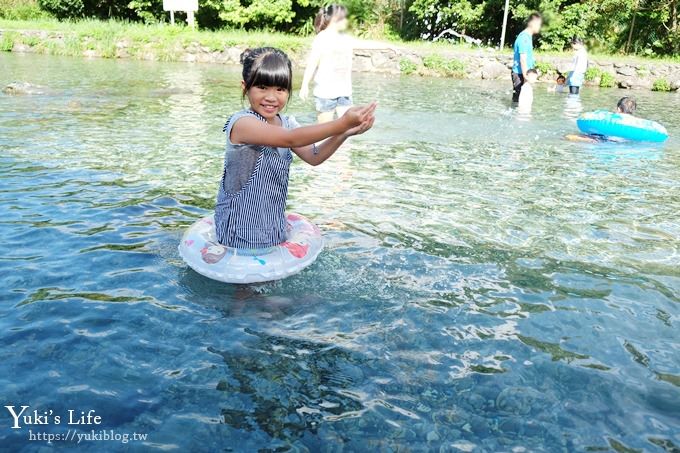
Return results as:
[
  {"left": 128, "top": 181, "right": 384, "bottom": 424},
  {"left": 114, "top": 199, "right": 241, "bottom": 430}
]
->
[{"left": 2, "top": 82, "right": 46, "bottom": 95}]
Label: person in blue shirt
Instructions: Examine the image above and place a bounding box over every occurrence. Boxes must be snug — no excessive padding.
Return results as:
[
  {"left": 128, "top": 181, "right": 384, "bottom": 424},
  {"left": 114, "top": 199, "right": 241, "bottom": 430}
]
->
[{"left": 512, "top": 13, "right": 542, "bottom": 103}]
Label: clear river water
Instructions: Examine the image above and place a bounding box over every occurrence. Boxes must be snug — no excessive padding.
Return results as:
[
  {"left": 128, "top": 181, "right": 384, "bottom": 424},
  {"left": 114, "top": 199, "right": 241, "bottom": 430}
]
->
[{"left": 1, "top": 52, "right": 679, "bottom": 452}]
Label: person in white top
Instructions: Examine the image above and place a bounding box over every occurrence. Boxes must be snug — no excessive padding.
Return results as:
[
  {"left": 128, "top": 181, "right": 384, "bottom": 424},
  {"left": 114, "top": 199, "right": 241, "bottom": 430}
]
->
[
  {"left": 517, "top": 69, "right": 538, "bottom": 113},
  {"left": 567, "top": 37, "right": 588, "bottom": 95},
  {"left": 300, "top": 5, "right": 353, "bottom": 123}
]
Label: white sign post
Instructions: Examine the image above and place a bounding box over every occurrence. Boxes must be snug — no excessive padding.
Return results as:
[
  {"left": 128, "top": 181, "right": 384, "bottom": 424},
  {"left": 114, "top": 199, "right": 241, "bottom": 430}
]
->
[{"left": 163, "top": 0, "right": 198, "bottom": 27}]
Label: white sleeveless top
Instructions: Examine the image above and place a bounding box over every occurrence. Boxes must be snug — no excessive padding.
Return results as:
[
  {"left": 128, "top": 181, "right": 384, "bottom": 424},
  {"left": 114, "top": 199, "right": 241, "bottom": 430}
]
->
[{"left": 312, "top": 30, "right": 353, "bottom": 99}]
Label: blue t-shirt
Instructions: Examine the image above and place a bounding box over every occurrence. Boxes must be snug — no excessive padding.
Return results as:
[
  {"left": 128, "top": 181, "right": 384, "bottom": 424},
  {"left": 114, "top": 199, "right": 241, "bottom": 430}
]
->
[{"left": 512, "top": 30, "right": 535, "bottom": 74}]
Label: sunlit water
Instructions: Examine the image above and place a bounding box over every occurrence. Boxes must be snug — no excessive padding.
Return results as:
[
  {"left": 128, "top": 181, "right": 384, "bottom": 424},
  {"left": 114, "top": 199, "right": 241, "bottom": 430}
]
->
[{"left": 1, "top": 52, "right": 679, "bottom": 452}]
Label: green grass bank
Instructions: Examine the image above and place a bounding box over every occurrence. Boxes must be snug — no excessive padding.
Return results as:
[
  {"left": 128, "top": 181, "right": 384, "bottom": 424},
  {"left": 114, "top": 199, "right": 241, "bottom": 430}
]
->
[{"left": 1, "top": 19, "right": 679, "bottom": 92}]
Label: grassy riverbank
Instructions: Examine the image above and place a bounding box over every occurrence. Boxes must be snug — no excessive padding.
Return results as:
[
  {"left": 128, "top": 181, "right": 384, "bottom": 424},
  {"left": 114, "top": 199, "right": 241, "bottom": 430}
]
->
[
  {"left": 0, "top": 18, "right": 310, "bottom": 58},
  {"left": 1, "top": 18, "right": 679, "bottom": 93},
  {"left": 2, "top": 18, "right": 680, "bottom": 63}
]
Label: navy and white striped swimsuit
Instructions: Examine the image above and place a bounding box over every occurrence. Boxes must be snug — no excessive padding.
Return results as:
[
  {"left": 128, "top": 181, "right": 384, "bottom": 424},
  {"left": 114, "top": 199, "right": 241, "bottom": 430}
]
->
[{"left": 214, "top": 109, "right": 297, "bottom": 249}]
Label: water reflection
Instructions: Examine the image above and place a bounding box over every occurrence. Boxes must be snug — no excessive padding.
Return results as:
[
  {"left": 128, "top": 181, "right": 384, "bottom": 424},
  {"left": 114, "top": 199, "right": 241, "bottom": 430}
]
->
[{"left": 563, "top": 93, "right": 583, "bottom": 119}]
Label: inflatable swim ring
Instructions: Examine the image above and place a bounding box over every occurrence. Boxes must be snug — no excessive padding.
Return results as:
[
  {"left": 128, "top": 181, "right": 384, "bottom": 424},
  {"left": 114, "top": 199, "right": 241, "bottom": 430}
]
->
[
  {"left": 179, "top": 213, "right": 323, "bottom": 284},
  {"left": 577, "top": 110, "right": 668, "bottom": 143}
]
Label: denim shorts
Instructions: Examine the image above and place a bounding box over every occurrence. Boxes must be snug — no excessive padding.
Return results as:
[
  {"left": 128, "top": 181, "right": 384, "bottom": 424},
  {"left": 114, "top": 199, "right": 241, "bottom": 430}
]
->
[{"left": 314, "top": 96, "right": 352, "bottom": 113}]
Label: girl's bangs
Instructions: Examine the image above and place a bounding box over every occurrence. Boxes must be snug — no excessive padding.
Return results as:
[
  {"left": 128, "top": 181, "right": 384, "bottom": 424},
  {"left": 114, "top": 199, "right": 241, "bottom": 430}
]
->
[{"left": 250, "top": 54, "right": 292, "bottom": 92}]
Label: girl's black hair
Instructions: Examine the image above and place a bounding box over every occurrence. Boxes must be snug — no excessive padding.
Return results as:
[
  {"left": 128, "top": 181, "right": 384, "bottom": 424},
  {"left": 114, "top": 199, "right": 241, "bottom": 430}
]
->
[
  {"left": 314, "top": 4, "right": 348, "bottom": 33},
  {"left": 571, "top": 36, "right": 584, "bottom": 46},
  {"left": 617, "top": 97, "right": 637, "bottom": 115},
  {"left": 239, "top": 47, "right": 293, "bottom": 96}
]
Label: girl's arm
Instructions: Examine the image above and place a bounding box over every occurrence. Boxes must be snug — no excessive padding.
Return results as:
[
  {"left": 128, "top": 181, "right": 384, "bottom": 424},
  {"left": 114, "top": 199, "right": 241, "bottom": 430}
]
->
[
  {"left": 231, "top": 103, "right": 376, "bottom": 149},
  {"left": 300, "top": 39, "right": 322, "bottom": 100},
  {"left": 292, "top": 114, "right": 375, "bottom": 166}
]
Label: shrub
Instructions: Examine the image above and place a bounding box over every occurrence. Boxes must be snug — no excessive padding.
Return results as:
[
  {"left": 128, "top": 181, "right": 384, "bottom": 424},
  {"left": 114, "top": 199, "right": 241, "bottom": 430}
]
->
[
  {"left": 652, "top": 78, "right": 671, "bottom": 92},
  {"left": 422, "top": 54, "right": 465, "bottom": 77},
  {"left": 636, "top": 66, "right": 649, "bottom": 77},
  {"left": 37, "top": 0, "right": 83, "bottom": 19},
  {"left": 0, "top": 0, "right": 48, "bottom": 19},
  {"left": 585, "top": 67, "right": 602, "bottom": 82},
  {"left": 0, "top": 31, "right": 17, "bottom": 51},
  {"left": 399, "top": 58, "right": 417, "bottom": 75},
  {"left": 599, "top": 72, "right": 616, "bottom": 88},
  {"left": 534, "top": 61, "right": 555, "bottom": 76}
]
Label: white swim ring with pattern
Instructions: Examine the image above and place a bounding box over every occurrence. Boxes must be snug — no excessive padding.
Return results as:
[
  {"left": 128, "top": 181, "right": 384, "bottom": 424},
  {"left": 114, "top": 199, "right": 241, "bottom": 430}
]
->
[{"left": 179, "top": 213, "right": 323, "bottom": 284}]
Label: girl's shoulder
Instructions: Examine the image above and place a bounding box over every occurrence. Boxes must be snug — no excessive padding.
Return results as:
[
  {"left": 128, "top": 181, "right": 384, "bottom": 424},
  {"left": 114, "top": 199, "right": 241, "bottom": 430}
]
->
[{"left": 223, "top": 109, "right": 265, "bottom": 132}]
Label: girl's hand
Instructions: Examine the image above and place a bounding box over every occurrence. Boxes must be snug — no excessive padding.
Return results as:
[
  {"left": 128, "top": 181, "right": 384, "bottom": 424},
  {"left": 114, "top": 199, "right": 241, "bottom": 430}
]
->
[
  {"left": 344, "top": 115, "right": 375, "bottom": 137},
  {"left": 299, "top": 84, "right": 309, "bottom": 101},
  {"left": 341, "top": 102, "right": 377, "bottom": 128}
]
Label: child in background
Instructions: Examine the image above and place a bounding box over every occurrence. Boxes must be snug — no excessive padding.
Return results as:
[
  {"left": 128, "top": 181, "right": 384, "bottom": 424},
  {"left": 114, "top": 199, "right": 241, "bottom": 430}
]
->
[
  {"left": 567, "top": 37, "right": 588, "bottom": 95},
  {"left": 300, "top": 4, "right": 394, "bottom": 123},
  {"left": 616, "top": 96, "right": 636, "bottom": 115},
  {"left": 215, "top": 47, "right": 376, "bottom": 248},
  {"left": 548, "top": 74, "right": 567, "bottom": 93},
  {"left": 517, "top": 69, "right": 538, "bottom": 113},
  {"left": 300, "top": 5, "right": 353, "bottom": 123}
]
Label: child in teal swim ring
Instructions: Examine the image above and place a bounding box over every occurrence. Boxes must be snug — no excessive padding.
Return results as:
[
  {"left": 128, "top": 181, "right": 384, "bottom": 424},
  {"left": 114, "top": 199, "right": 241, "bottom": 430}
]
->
[{"left": 566, "top": 97, "right": 636, "bottom": 143}]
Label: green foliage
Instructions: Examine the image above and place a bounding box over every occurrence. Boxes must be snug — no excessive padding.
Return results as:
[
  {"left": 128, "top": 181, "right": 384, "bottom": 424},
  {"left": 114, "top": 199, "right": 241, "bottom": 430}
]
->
[
  {"left": 399, "top": 58, "right": 417, "bottom": 75},
  {"left": 585, "top": 66, "right": 602, "bottom": 81},
  {"left": 405, "top": 0, "right": 678, "bottom": 56},
  {"left": 37, "top": 0, "right": 82, "bottom": 19},
  {"left": 599, "top": 72, "right": 616, "bottom": 88},
  {"left": 652, "top": 78, "right": 671, "bottom": 92},
  {"left": 0, "top": 30, "right": 18, "bottom": 50},
  {"left": 422, "top": 54, "right": 465, "bottom": 77},
  {"left": 408, "top": 0, "right": 487, "bottom": 40},
  {"left": 534, "top": 61, "right": 555, "bottom": 76},
  {"left": 127, "top": 0, "right": 161, "bottom": 24},
  {"left": 0, "top": 0, "right": 48, "bottom": 19},
  {"left": 636, "top": 65, "right": 649, "bottom": 77},
  {"left": 218, "top": 0, "right": 294, "bottom": 28}
]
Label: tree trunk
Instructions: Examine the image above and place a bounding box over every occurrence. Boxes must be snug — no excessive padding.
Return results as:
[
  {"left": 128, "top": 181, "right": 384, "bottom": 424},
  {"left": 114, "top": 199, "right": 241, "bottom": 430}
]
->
[
  {"left": 400, "top": 0, "right": 404, "bottom": 32},
  {"left": 625, "top": 4, "right": 637, "bottom": 54}
]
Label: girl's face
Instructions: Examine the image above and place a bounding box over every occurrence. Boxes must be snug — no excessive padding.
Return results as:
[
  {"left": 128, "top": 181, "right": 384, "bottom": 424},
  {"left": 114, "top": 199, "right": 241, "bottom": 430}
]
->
[{"left": 243, "top": 82, "right": 289, "bottom": 120}]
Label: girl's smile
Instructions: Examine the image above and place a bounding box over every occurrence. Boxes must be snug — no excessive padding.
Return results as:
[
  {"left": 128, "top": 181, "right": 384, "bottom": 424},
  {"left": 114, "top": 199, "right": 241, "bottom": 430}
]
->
[{"left": 244, "top": 84, "right": 289, "bottom": 121}]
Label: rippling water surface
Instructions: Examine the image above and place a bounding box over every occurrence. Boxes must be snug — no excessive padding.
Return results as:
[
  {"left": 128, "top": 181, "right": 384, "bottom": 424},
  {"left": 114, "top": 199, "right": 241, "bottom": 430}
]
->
[{"left": 1, "top": 52, "right": 679, "bottom": 452}]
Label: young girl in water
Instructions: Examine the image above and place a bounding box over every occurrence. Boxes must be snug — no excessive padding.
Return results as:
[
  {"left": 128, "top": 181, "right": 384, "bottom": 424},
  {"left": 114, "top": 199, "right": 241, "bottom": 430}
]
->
[
  {"left": 300, "top": 5, "right": 353, "bottom": 123},
  {"left": 215, "top": 47, "right": 376, "bottom": 249},
  {"left": 567, "top": 37, "right": 588, "bottom": 95}
]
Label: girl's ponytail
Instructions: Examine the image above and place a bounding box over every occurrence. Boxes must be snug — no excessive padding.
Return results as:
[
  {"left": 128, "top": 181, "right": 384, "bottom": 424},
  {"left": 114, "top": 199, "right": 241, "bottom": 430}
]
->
[
  {"left": 313, "top": 7, "right": 329, "bottom": 34},
  {"left": 313, "top": 4, "right": 348, "bottom": 34}
]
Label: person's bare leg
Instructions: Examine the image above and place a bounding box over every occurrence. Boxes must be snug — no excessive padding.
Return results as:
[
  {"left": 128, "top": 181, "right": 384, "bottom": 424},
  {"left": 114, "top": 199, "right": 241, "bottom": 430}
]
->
[{"left": 317, "top": 111, "right": 335, "bottom": 123}]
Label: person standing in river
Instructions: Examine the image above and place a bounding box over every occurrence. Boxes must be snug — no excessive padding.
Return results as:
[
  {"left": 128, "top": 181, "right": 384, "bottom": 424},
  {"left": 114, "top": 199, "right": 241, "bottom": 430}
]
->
[
  {"left": 300, "top": 4, "right": 395, "bottom": 123},
  {"left": 511, "top": 13, "right": 542, "bottom": 103},
  {"left": 300, "top": 5, "right": 354, "bottom": 123}
]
